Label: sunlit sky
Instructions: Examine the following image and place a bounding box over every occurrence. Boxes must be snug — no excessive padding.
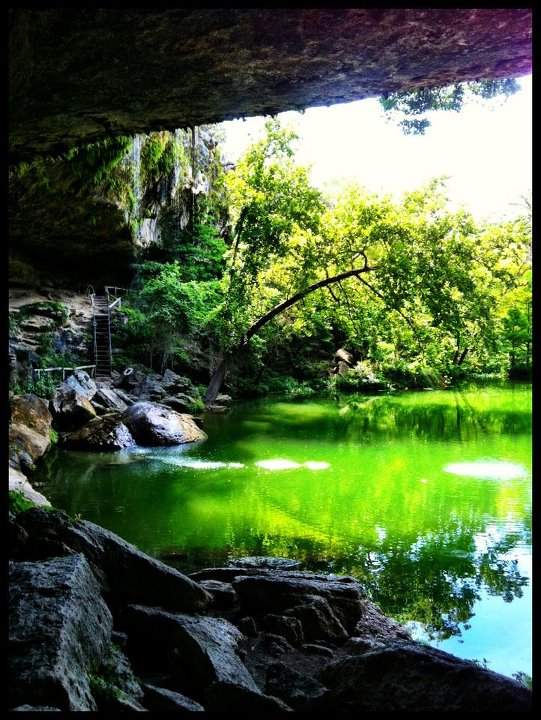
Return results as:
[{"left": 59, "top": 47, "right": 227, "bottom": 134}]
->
[{"left": 220, "top": 74, "right": 531, "bottom": 223}]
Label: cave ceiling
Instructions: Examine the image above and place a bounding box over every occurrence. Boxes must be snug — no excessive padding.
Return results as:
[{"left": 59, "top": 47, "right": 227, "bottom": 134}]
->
[{"left": 9, "top": 8, "right": 532, "bottom": 164}]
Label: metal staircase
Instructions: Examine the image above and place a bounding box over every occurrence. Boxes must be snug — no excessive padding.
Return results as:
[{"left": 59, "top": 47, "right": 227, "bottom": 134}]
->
[{"left": 91, "top": 295, "right": 112, "bottom": 378}]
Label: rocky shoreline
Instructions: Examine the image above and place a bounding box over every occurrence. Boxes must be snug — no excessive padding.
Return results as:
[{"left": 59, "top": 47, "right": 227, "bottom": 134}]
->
[{"left": 9, "top": 508, "right": 532, "bottom": 712}]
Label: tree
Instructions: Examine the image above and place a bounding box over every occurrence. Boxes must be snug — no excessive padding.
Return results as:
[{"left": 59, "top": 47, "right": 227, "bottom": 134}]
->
[
  {"left": 379, "top": 78, "right": 520, "bottom": 134},
  {"left": 203, "top": 122, "right": 531, "bottom": 404}
]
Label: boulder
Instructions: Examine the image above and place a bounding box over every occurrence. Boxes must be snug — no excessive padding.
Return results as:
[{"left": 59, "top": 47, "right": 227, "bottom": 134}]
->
[
  {"left": 62, "top": 413, "right": 136, "bottom": 450},
  {"left": 9, "top": 424, "right": 51, "bottom": 469},
  {"left": 162, "top": 393, "right": 199, "bottom": 413},
  {"left": 9, "top": 393, "right": 53, "bottom": 470},
  {"left": 10, "top": 393, "right": 53, "bottom": 437},
  {"left": 161, "top": 369, "right": 200, "bottom": 396},
  {"left": 203, "top": 681, "right": 293, "bottom": 712},
  {"left": 142, "top": 684, "right": 205, "bottom": 712},
  {"left": 9, "top": 553, "right": 113, "bottom": 711},
  {"left": 122, "top": 401, "right": 207, "bottom": 445},
  {"left": 124, "top": 606, "right": 259, "bottom": 696},
  {"left": 334, "top": 348, "right": 354, "bottom": 366},
  {"left": 15, "top": 509, "right": 213, "bottom": 611},
  {"left": 64, "top": 369, "right": 97, "bottom": 400},
  {"left": 265, "top": 660, "right": 332, "bottom": 712},
  {"left": 50, "top": 387, "right": 97, "bottom": 431},
  {"left": 9, "top": 467, "right": 52, "bottom": 508},
  {"left": 138, "top": 377, "right": 167, "bottom": 401},
  {"left": 92, "top": 386, "right": 129, "bottom": 412},
  {"left": 114, "top": 365, "right": 147, "bottom": 392},
  {"left": 318, "top": 640, "right": 533, "bottom": 713},
  {"left": 8, "top": 517, "right": 533, "bottom": 714},
  {"left": 231, "top": 572, "right": 365, "bottom": 636}
]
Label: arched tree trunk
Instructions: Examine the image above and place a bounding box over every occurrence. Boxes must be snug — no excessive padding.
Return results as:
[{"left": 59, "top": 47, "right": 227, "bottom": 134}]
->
[
  {"left": 202, "top": 356, "right": 229, "bottom": 405},
  {"left": 203, "top": 264, "right": 374, "bottom": 406}
]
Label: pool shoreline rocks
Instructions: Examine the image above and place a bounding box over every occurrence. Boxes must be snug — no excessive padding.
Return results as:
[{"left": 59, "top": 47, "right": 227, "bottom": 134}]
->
[{"left": 9, "top": 508, "right": 532, "bottom": 712}]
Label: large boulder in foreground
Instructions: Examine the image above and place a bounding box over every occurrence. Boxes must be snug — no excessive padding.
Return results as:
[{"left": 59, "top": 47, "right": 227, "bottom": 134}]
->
[
  {"left": 14, "top": 509, "right": 213, "bottom": 612},
  {"left": 318, "top": 640, "right": 533, "bottom": 713},
  {"left": 9, "top": 553, "right": 113, "bottom": 711},
  {"left": 122, "top": 401, "right": 207, "bottom": 446}
]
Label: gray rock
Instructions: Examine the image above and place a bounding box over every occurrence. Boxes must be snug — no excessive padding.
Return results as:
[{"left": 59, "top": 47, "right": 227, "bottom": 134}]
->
[
  {"left": 9, "top": 467, "right": 51, "bottom": 508},
  {"left": 9, "top": 553, "right": 113, "bottom": 711},
  {"left": 198, "top": 579, "right": 239, "bottom": 608},
  {"left": 266, "top": 660, "right": 332, "bottom": 712},
  {"left": 138, "top": 377, "right": 167, "bottom": 401},
  {"left": 162, "top": 394, "right": 198, "bottom": 413},
  {"left": 65, "top": 369, "right": 97, "bottom": 399},
  {"left": 318, "top": 641, "right": 533, "bottom": 712},
  {"left": 124, "top": 606, "right": 259, "bottom": 695},
  {"left": 11, "top": 706, "right": 62, "bottom": 711},
  {"left": 262, "top": 614, "right": 304, "bottom": 645},
  {"left": 161, "top": 370, "right": 200, "bottom": 396},
  {"left": 352, "top": 598, "right": 412, "bottom": 644},
  {"left": 62, "top": 413, "right": 136, "bottom": 450},
  {"left": 142, "top": 684, "right": 205, "bottom": 712},
  {"left": 122, "top": 401, "right": 207, "bottom": 445},
  {"left": 50, "top": 387, "right": 97, "bottom": 431},
  {"left": 97, "top": 643, "right": 144, "bottom": 702},
  {"left": 203, "top": 681, "right": 294, "bottom": 712},
  {"left": 226, "top": 556, "right": 302, "bottom": 571},
  {"left": 285, "top": 594, "right": 349, "bottom": 643},
  {"left": 64, "top": 518, "right": 213, "bottom": 611},
  {"left": 16, "top": 509, "right": 213, "bottom": 612},
  {"left": 108, "top": 386, "right": 135, "bottom": 406},
  {"left": 92, "top": 386, "right": 128, "bottom": 412},
  {"left": 232, "top": 571, "right": 365, "bottom": 635}
]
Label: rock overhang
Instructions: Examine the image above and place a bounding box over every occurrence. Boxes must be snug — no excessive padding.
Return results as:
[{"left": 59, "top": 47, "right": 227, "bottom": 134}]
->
[{"left": 9, "top": 8, "right": 532, "bottom": 164}]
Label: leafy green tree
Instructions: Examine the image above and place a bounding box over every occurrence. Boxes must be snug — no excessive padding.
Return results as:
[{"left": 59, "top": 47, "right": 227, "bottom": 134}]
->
[
  {"left": 203, "top": 118, "right": 531, "bottom": 403},
  {"left": 379, "top": 78, "right": 520, "bottom": 134},
  {"left": 122, "top": 261, "right": 222, "bottom": 373}
]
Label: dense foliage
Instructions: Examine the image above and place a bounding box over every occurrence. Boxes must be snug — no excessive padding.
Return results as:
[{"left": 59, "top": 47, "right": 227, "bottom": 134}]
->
[{"left": 114, "top": 116, "right": 530, "bottom": 397}]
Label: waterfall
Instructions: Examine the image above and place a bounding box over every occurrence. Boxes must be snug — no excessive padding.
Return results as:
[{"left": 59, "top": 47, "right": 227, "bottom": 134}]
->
[
  {"left": 128, "top": 134, "right": 144, "bottom": 294},
  {"left": 132, "top": 134, "right": 143, "bottom": 233},
  {"left": 171, "top": 128, "right": 183, "bottom": 198}
]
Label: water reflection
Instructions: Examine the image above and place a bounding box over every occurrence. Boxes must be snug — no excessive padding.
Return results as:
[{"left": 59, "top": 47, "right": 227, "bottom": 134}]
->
[
  {"left": 443, "top": 461, "right": 529, "bottom": 479},
  {"left": 35, "top": 383, "right": 531, "bottom": 677}
]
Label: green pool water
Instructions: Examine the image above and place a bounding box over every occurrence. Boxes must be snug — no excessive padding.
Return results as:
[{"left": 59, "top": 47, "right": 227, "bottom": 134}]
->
[{"left": 36, "top": 381, "right": 532, "bottom": 680}]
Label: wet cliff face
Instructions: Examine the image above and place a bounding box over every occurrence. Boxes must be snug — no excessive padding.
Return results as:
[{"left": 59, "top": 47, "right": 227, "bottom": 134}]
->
[
  {"left": 8, "top": 8, "right": 531, "bottom": 288},
  {"left": 9, "top": 127, "right": 225, "bottom": 288}
]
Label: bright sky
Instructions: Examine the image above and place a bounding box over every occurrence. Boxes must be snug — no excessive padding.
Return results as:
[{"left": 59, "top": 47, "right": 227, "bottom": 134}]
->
[{"left": 220, "top": 74, "right": 531, "bottom": 223}]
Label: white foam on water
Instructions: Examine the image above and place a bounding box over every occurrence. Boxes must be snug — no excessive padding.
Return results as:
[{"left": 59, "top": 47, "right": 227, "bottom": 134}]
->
[
  {"left": 443, "top": 461, "right": 529, "bottom": 480},
  {"left": 256, "top": 459, "right": 301, "bottom": 470},
  {"left": 161, "top": 458, "right": 245, "bottom": 470},
  {"left": 303, "top": 461, "right": 330, "bottom": 470}
]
